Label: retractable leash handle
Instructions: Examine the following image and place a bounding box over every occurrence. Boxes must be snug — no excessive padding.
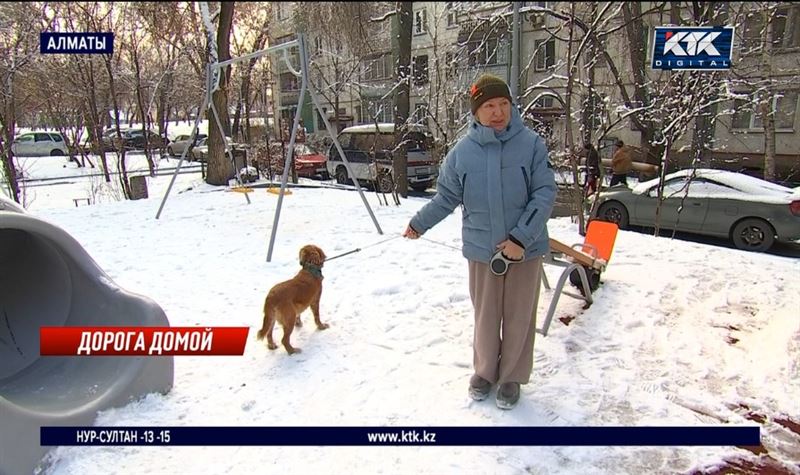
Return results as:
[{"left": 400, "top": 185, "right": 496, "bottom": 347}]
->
[{"left": 489, "top": 249, "right": 523, "bottom": 276}]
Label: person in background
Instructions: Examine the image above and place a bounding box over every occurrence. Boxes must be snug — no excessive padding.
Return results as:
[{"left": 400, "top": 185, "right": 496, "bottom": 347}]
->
[
  {"left": 584, "top": 142, "right": 600, "bottom": 196},
  {"left": 610, "top": 139, "right": 632, "bottom": 187},
  {"left": 402, "top": 73, "right": 557, "bottom": 410}
]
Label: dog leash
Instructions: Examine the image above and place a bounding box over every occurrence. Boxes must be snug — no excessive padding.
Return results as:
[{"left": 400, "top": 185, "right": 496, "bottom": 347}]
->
[
  {"left": 325, "top": 235, "right": 403, "bottom": 262},
  {"left": 325, "top": 234, "right": 461, "bottom": 263},
  {"left": 420, "top": 237, "right": 462, "bottom": 252}
]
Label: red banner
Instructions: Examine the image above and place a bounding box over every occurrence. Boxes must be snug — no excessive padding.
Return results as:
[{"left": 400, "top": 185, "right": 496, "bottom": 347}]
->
[{"left": 39, "top": 327, "right": 250, "bottom": 356}]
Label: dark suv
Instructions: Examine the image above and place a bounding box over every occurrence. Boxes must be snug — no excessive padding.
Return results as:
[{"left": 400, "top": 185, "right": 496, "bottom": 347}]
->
[{"left": 118, "top": 129, "right": 168, "bottom": 150}]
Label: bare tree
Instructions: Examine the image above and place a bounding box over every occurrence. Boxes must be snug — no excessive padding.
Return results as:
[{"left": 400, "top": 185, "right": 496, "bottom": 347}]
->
[
  {"left": 393, "top": 1, "right": 412, "bottom": 198},
  {"left": 0, "top": 2, "right": 40, "bottom": 203},
  {"left": 295, "top": 2, "right": 388, "bottom": 133},
  {"left": 124, "top": 6, "right": 157, "bottom": 176},
  {"left": 206, "top": 1, "right": 235, "bottom": 185},
  {"left": 229, "top": 2, "right": 270, "bottom": 144}
]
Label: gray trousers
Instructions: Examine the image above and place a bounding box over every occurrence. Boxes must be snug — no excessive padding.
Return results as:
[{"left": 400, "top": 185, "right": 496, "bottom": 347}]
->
[{"left": 468, "top": 257, "right": 542, "bottom": 385}]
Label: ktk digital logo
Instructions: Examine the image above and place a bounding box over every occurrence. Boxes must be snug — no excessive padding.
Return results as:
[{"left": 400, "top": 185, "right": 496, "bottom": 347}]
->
[{"left": 651, "top": 26, "right": 734, "bottom": 71}]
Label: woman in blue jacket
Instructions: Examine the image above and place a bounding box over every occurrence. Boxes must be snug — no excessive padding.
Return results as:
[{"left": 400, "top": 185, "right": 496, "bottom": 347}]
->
[{"left": 404, "top": 74, "right": 556, "bottom": 410}]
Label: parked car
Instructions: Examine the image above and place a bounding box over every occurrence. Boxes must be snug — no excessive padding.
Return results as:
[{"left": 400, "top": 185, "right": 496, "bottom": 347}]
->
[
  {"left": 167, "top": 133, "right": 207, "bottom": 157},
  {"left": 592, "top": 168, "right": 800, "bottom": 252},
  {"left": 117, "top": 129, "right": 168, "bottom": 151},
  {"left": 325, "top": 123, "right": 438, "bottom": 192},
  {"left": 99, "top": 128, "right": 129, "bottom": 152},
  {"left": 295, "top": 144, "right": 329, "bottom": 179},
  {"left": 190, "top": 136, "right": 237, "bottom": 162},
  {"left": 11, "top": 132, "right": 67, "bottom": 156}
]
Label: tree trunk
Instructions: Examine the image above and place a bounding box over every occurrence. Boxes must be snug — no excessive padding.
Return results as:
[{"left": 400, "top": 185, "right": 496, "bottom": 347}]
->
[
  {"left": 206, "top": 1, "right": 236, "bottom": 186},
  {"left": 565, "top": 3, "right": 586, "bottom": 235},
  {"left": 0, "top": 97, "right": 20, "bottom": 203},
  {"left": 581, "top": 2, "right": 598, "bottom": 147},
  {"left": 393, "top": 1, "right": 412, "bottom": 198},
  {"left": 104, "top": 55, "right": 131, "bottom": 198},
  {"left": 760, "top": 6, "right": 776, "bottom": 181},
  {"left": 132, "top": 47, "right": 156, "bottom": 176},
  {"left": 622, "top": 3, "right": 662, "bottom": 164}
]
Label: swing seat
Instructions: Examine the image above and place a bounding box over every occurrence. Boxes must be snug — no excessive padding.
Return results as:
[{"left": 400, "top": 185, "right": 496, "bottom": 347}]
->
[
  {"left": 229, "top": 187, "right": 253, "bottom": 194},
  {"left": 266, "top": 187, "right": 292, "bottom": 195}
]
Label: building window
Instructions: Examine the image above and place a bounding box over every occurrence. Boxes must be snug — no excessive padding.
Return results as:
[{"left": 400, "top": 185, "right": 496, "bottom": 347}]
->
[
  {"left": 467, "top": 37, "right": 508, "bottom": 67},
  {"left": 412, "top": 55, "right": 429, "bottom": 85},
  {"left": 732, "top": 92, "right": 798, "bottom": 131},
  {"left": 275, "top": 3, "right": 287, "bottom": 21},
  {"left": 362, "top": 53, "right": 393, "bottom": 81},
  {"left": 534, "top": 39, "right": 555, "bottom": 71},
  {"left": 772, "top": 5, "right": 800, "bottom": 50},
  {"left": 364, "top": 98, "right": 394, "bottom": 123},
  {"left": 414, "top": 8, "right": 427, "bottom": 36},
  {"left": 532, "top": 96, "right": 554, "bottom": 108},
  {"left": 446, "top": 2, "right": 458, "bottom": 28},
  {"left": 279, "top": 72, "right": 299, "bottom": 92},
  {"left": 524, "top": 1, "right": 548, "bottom": 28},
  {"left": 743, "top": 5, "right": 800, "bottom": 53}
]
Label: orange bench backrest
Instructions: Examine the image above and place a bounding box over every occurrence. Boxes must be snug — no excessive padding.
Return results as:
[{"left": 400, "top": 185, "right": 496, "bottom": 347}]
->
[{"left": 582, "top": 220, "right": 618, "bottom": 263}]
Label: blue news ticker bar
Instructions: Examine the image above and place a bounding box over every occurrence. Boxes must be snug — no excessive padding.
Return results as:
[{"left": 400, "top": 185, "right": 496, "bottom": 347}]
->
[{"left": 41, "top": 426, "right": 761, "bottom": 447}]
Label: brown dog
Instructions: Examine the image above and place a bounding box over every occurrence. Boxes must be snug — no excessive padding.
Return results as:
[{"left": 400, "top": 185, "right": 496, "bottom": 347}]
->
[{"left": 256, "top": 244, "right": 329, "bottom": 354}]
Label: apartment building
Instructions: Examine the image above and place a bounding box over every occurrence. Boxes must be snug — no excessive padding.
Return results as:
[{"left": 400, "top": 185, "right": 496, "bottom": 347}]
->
[
  {"left": 269, "top": 2, "right": 800, "bottom": 182},
  {"left": 267, "top": 2, "right": 394, "bottom": 138}
]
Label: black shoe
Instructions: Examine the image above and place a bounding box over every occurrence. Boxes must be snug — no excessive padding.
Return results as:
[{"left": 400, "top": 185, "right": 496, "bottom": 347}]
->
[
  {"left": 468, "top": 374, "right": 492, "bottom": 401},
  {"left": 496, "top": 382, "right": 520, "bottom": 410}
]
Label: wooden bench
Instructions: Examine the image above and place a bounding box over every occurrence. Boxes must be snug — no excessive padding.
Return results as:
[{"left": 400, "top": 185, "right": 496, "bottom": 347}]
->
[{"left": 538, "top": 221, "right": 619, "bottom": 336}]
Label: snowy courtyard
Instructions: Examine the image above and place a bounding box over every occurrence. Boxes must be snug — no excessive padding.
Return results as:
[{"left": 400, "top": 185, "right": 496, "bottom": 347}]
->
[{"left": 7, "top": 153, "right": 798, "bottom": 474}]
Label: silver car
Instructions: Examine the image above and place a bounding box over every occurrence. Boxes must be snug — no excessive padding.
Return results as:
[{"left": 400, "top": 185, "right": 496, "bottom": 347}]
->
[
  {"left": 11, "top": 132, "right": 67, "bottom": 156},
  {"left": 593, "top": 169, "right": 800, "bottom": 252},
  {"left": 167, "top": 133, "right": 207, "bottom": 157}
]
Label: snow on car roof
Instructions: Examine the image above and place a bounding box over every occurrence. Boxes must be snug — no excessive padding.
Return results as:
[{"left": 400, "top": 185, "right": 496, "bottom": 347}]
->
[
  {"left": 632, "top": 168, "right": 799, "bottom": 204},
  {"left": 340, "top": 123, "right": 428, "bottom": 134}
]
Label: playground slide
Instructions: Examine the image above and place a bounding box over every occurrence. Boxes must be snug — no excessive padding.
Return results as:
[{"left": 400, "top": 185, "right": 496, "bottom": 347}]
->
[{"left": 0, "top": 196, "right": 173, "bottom": 475}]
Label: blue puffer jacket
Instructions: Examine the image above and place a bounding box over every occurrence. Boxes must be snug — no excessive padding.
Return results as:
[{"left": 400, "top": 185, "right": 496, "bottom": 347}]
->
[{"left": 410, "top": 107, "right": 556, "bottom": 263}]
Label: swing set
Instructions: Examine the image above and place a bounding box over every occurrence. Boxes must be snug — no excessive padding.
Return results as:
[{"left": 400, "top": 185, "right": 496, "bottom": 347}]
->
[{"left": 155, "top": 2, "right": 384, "bottom": 262}]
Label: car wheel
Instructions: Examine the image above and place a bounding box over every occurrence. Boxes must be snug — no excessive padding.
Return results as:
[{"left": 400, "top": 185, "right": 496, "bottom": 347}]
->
[
  {"left": 731, "top": 218, "right": 775, "bottom": 252},
  {"left": 596, "top": 201, "right": 629, "bottom": 229},
  {"left": 411, "top": 183, "right": 431, "bottom": 192},
  {"left": 50, "top": 149, "right": 63, "bottom": 156},
  {"left": 167, "top": 146, "right": 175, "bottom": 157},
  {"left": 376, "top": 172, "right": 394, "bottom": 193},
  {"left": 335, "top": 167, "right": 349, "bottom": 185}
]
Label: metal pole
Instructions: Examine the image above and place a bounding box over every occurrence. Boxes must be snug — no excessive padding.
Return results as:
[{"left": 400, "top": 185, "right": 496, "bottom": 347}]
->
[
  {"left": 155, "top": 65, "right": 211, "bottom": 219},
  {"left": 300, "top": 40, "right": 383, "bottom": 235},
  {"left": 511, "top": 2, "right": 520, "bottom": 102},
  {"left": 266, "top": 33, "right": 384, "bottom": 262},
  {"left": 213, "top": 41, "right": 298, "bottom": 70},
  {"left": 266, "top": 38, "right": 309, "bottom": 262}
]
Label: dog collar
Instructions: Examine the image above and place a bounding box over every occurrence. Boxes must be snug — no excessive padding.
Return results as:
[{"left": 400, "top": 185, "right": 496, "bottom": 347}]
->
[{"left": 302, "top": 263, "right": 323, "bottom": 279}]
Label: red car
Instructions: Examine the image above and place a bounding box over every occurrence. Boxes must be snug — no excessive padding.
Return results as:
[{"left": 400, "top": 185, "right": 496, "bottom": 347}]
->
[{"left": 294, "top": 144, "right": 329, "bottom": 179}]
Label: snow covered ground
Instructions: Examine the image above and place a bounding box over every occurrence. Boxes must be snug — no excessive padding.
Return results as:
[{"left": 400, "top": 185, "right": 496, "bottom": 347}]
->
[{"left": 5, "top": 154, "right": 800, "bottom": 474}]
